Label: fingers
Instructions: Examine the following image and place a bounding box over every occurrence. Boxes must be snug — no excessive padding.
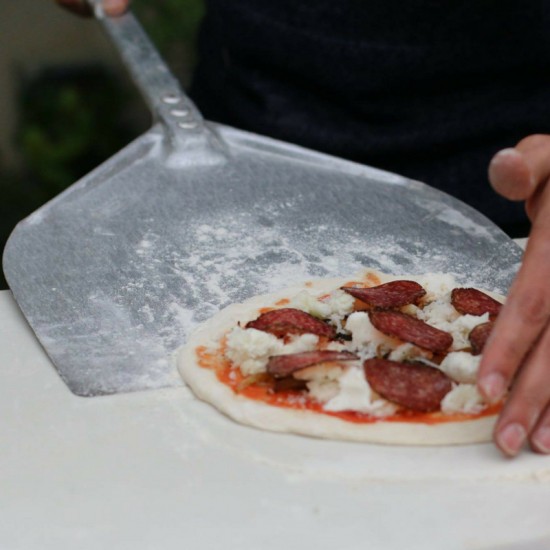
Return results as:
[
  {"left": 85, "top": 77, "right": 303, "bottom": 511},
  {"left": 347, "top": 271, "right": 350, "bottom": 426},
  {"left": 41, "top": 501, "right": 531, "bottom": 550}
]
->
[
  {"left": 488, "top": 148, "right": 534, "bottom": 201},
  {"left": 531, "top": 404, "right": 550, "bottom": 454},
  {"left": 478, "top": 231, "right": 550, "bottom": 403},
  {"left": 56, "top": 0, "right": 130, "bottom": 17},
  {"left": 494, "top": 315, "right": 550, "bottom": 456},
  {"left": 102, "top": 0, "right": 130, "bottom": 16},
  {"left": 485, "top": 134, "right": 550, "bottom": 457},
  {"left": 526, "top": 181, "right": 548, "bottom": 222},
  {"left": 488, "top": 134, "right": 550, "bottom": 203},
  {"left": 478, "top": 182, "right": 550, "bottom": 456}
]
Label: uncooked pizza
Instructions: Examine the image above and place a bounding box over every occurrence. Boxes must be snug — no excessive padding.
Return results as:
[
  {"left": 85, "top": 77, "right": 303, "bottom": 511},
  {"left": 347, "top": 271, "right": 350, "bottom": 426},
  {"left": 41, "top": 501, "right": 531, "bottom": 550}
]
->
[{"left": 178, "top": 270, "right": 505, "bottom": 445}]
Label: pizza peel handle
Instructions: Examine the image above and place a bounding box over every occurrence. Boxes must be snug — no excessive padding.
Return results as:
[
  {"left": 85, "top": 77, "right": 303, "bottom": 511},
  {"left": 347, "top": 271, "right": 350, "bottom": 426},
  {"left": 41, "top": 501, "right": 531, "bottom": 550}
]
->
[{"left": 87, "top": 0, "right": 225, "bottom": 160}]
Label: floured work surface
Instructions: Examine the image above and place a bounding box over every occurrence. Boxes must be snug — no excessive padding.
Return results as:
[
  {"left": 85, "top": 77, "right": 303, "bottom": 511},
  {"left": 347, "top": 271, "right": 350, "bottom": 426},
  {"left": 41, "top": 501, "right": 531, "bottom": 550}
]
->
[
  {"left": 178, "top": 380, "right": 550, "bottom": 484},
  {"left": 3, "top": 123, "right": 522, "bottom": 396},
  {"left": 2, "top": 289, "right": 550, "bottom": 550}
]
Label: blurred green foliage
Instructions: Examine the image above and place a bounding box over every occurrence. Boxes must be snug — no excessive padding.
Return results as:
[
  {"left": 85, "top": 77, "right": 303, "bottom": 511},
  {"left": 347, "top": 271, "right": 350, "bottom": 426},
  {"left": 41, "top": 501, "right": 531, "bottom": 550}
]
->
[
  {"left": 136, "top": 0, "right": 204, "bottom": 49},
  {"left": 0, "top": 0, "right": 204, "bottom": 288},
  {"left": 135, "top": 0, "right": 205, "bottom": 74},
  {"left": 17, "top": 66, "right": 139, "bottom": 200}
]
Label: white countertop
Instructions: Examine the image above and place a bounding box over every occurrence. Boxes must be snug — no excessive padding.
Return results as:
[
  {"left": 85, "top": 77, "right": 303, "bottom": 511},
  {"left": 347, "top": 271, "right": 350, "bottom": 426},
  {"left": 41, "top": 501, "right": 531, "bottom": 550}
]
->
[{"left": 2, "top": 261, "right": 550, "bottom": 550}]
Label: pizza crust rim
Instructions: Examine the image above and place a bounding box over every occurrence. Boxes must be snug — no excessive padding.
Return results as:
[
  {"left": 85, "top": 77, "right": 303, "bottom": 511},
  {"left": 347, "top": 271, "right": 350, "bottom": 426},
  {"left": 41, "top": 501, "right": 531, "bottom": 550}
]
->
[{"left": 178, "top": 271, "right": 501, "bottom": 446}]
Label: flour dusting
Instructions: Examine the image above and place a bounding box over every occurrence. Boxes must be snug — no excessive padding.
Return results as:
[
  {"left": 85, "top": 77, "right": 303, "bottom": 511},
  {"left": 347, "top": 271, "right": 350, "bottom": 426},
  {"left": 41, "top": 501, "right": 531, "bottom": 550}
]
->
[
  {"left": 115, "top": 199, "right": 518, "bottom": 395},
  {"left": 13, "top": 137, "right": 521, "bottom": 396}
]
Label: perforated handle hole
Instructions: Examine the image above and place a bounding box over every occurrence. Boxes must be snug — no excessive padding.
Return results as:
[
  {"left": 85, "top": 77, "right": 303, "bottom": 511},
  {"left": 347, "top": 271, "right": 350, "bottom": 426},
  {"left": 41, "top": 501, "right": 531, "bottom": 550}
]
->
[
  {"left": 170, "top": 109, "right": 190, "bottom": 117},
  {"left": 162, "top": 94, "right": 181, "bottom": 105},
  {"left": 178, "top": 121, "right": 198, "bottom": 130}
]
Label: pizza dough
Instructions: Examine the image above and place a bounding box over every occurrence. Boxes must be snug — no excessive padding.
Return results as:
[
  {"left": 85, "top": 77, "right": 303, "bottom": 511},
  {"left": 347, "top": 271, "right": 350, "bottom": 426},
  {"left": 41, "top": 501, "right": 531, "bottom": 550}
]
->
[{"left": 178, "top": 270, "right": 504, "bottom": 445}]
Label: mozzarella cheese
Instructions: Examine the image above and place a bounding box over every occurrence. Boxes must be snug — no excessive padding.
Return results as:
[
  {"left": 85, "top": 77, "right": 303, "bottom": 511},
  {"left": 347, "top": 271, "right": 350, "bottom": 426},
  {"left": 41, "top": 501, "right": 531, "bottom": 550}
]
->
[
  {"left": 306, "top": 379, "right": 340, "bottom": 403},
  {"left": 323, "top": 366, "right": 398, "bottom": 417},
  {"left": 289, "top": 290, "right": 331, "bottom": 318},
  {"left": 345, "top": 311, "right": 399, "bottom": 355},
  {"left": 289, "top": 288, "right": 354, "bottom": 319},
  {"left": 413, "top": 273, "right": 457, "bottom": 302},
  {"left": 441, "top": 384, "right": 487, "bottom": 414},
  {"left": 295, "top": 363, "right": 344, "bottom": 403},
  {"left": 324, "top": 289, "right": 355, "bottom": 317},
  {"left": 294, "top": 362, "right": 396, "bottom": 417},
  {"left": 417, "top": 294, "right": 458, "bottom": 325},
  {"left": 418, "top": 295, "right": 489, "bottom": 351},
  {"left": 447, "top": 313, "right": 490, "bottom": 351},
  {"left": 388, "top": 343, "right": 432, "bottom": 363},
  {"left": 438, "top": 351, "right": 481, "bottom": 384},
  {"left": 225, "top": 327, "right": 282, "bottom": 376},
  {"left": 225, "top": 327, "right": 318, "bottom": 376},
  {"left": 282, "top": 333, "right": 320, "bottom": 354}
]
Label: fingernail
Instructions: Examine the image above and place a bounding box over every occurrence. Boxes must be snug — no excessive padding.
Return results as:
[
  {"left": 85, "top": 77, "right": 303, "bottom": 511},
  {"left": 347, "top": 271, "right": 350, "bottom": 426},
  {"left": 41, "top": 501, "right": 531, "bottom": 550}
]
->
[
  {"left": 489, "top": 148, "right": 535, "bottom": 198},
  {"left": 532, "top": 427, "right": 550, "bottom": 454},
  {"left": 479, "top": 373, "right": 506, "bottom": 403},
  {"left": 497, "top": 423, "right": 526, "bottom": 456},
  {"left": 493, "top": 147, "right": 521, "bottom": 160},
  {"left": 490, "top": 148, "right": 522, "bottom": 172}
]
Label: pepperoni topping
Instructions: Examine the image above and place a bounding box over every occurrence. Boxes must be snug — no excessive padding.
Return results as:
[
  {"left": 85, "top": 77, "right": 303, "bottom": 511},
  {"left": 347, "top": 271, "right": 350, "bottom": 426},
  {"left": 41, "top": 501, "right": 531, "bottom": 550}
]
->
[
  {"left": 469, "top": 322, "right": 494, "bottom": 356},
  {"left": 342, "top": 280, "right": 426, "bottom": 308},
  {"left": 364, "top": 358, "right": 453, "bottom": 412},
  {"left": 267, "top": 350, "right": 359, "bottom": 378},
  {"left": 246, "top": 308, "right": 336, "bottom": 339},
  {"left": 272, "top": 377, "right": 308, "bottom": 393},
  {"left": 451, "top": 288, "right": 502, "bottom": 317},
  {"left": 369, "top": 310, "right": 453, "bottom": 353}
]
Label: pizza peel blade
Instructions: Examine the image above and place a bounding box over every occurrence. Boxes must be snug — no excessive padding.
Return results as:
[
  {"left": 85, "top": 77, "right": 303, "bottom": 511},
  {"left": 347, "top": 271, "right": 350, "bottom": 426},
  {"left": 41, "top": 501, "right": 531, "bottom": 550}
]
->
[{"left": 1, "top": 7, "right": 522, "bottom": 396}]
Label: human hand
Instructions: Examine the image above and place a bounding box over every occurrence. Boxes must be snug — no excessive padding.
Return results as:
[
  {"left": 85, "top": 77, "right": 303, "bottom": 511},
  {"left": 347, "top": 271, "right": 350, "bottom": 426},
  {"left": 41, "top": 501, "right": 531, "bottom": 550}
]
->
[
  {"left": 478, "top": 135, "right": 550, "bottom": 456},
  {"left": 55, "top": 0, "right": 130, "bottom": 17}
]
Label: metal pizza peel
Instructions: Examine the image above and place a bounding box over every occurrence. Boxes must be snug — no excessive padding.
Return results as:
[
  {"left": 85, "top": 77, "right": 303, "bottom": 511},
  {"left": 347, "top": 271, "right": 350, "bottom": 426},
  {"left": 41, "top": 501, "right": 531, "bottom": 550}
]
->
[{"left": 2, "top": 3, "right": 523, "bottom": 397}]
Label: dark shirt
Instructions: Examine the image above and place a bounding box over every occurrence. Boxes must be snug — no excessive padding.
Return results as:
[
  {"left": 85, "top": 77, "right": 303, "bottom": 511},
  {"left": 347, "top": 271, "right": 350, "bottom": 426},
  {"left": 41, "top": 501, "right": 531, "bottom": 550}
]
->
[{"left": 190, "top": 0, "right": 550, "bottom": 235}]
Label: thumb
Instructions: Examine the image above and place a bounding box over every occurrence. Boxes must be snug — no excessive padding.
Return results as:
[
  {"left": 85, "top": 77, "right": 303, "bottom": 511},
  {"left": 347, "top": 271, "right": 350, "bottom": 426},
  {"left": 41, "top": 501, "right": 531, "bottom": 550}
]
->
[{"left": 489, "top": 134, "right": 550, "bottom": 202}]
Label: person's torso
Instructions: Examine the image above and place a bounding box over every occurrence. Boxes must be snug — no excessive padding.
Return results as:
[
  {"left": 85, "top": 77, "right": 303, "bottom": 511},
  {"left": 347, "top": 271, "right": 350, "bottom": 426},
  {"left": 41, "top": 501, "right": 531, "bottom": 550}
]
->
[{"left": 191, "top": 0, "right": 550, "bottom": 233}]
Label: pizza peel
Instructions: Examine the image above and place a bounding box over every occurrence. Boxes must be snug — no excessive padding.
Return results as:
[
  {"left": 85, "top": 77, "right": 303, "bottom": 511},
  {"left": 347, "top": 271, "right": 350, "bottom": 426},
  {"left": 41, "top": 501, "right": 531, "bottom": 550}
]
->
[{"left": 2, "top": 4, "right": 523, "bottom": 397}]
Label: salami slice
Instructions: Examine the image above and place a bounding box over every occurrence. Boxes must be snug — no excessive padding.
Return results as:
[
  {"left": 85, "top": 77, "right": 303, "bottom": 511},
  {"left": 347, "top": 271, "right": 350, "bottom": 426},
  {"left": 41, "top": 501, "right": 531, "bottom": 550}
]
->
[
  {"left": 267, "top": 350, "right": 359, "bottom": 378},
  {"left": 364, "top": 358, "right": 453, "bottom": 412},
  {"left": 246, "top": 308, "right": 336, "bottom": 339},
  {"left": 342, "top": 280, "right": 426, "bottom": 308},
  {"left": 369, "top": 310, "right": 453, "bottom": 353},
  {"left": 451, "top": 288, "right": 502, "bottom": 317},
  {"left": 272, "top": 378, "right": 308, "bottom": 393},
  {"left": 469, "top": 322, "right": 494, "bottom": 355}
]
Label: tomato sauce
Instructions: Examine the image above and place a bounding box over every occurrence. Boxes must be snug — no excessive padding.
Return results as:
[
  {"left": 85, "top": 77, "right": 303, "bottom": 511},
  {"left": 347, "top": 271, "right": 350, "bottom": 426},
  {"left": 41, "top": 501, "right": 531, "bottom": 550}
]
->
[{"left": 195, "top": 345, "right": 502, "bottom": 425}]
